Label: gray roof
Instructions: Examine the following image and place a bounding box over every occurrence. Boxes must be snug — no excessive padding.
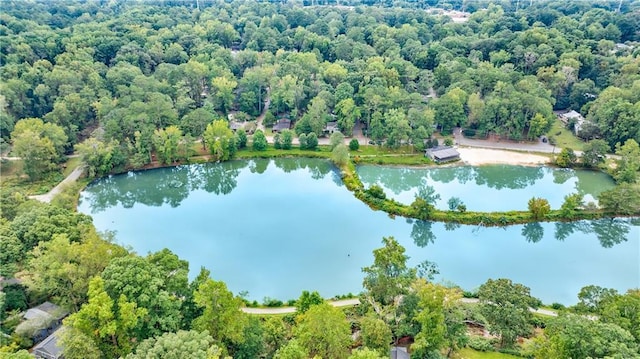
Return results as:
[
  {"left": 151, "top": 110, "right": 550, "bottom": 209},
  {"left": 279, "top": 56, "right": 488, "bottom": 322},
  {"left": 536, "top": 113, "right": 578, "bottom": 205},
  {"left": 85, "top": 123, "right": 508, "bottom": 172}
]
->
[
  {"left": 562, "top": 110, "right": 583, "bottom": 120},
  {"left": 273, "top": 119, "right": 291, "bottom": 131},
  {"left": 426, "top": 146, "right": 460, "bottom": 160},
  {"left": 24, "top": 302, "right": 67, "bottom": 321},
  {"left": 390, "top": 346, "right": 410, "bottom": 359},
  {"left": 33, "top": 327, "right": 65, "bottom": 359}
]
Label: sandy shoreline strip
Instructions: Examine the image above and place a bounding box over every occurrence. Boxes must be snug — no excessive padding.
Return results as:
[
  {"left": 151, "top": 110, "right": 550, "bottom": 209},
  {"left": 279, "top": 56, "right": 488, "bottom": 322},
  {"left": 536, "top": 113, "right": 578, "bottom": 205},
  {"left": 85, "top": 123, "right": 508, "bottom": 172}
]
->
[{"left": 457, "top": 147, "right": 551, "bottom": 166}]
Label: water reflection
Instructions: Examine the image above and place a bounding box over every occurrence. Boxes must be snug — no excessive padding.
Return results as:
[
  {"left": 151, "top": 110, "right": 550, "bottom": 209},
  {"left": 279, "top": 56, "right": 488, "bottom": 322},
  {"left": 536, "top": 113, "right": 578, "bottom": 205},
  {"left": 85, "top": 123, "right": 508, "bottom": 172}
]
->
[
  {"left": 82, "top": 159, "right": 336, "bottom": 212},
  {"left": 411, "top": 217, "right": 635, "bottom": 249},
  {"left": 522, "top": 222, "right": 544, "bottom": 243},
  {"left": 357, "top": 165, "right": 615, "bottom": 211}
]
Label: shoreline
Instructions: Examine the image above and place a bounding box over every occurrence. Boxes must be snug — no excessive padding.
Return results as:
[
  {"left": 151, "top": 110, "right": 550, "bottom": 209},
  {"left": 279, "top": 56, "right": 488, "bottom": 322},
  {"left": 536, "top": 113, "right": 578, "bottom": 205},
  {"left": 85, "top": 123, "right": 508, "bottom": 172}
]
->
[{"left": 457, "top": 147, "right": 552, "bottom": 166}]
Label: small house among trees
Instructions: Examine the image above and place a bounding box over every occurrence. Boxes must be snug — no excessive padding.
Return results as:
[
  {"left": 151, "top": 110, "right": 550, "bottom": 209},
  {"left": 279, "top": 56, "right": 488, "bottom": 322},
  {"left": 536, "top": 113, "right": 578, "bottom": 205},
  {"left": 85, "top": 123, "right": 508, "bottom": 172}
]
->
[
  {"left": 272, "top": 119, "right": 291, "bottom": 132},
  {"left": 559, "top": 110, "right": 586, "bottom": 135},
  {"left": 33, "top": 327, "right": 65, "bottom": 359},
  {"left": 425, "top": 146, "right": 460, "bottom": 163},
  {"left": 16, "top": 302, "right": 68, "bottom": 346}
]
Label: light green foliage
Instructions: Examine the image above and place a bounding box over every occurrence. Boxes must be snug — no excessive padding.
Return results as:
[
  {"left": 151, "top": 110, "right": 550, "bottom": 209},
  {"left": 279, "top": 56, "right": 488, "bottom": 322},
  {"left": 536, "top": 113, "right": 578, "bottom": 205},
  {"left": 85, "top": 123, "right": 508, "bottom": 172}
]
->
[
  {"left": 528, "top": 113, "right": 551, "bottom": 140},
  {"left": 180, "top": 108, "right": 215, "bottom": 137},
  {"left": 64, "top": 277, "right": 147, "bottom": 358},
  {"left": 294, "top": 303, "right": 351, "bottom": 359},
  {"left": 559, "top": 193, "right": 584, "bottom": 219},
  {"left": 329, "top": 131, "right": 345, "bottom": 150},
  {"left": 58, "top": 327, "right": 109, "bottom": 359},
  {"left": 599, "top": 289, "right": 640, "bottom": 343},
  {"left": 614, "top": 139, "right": 640, "bottom": 183},
  {"left": 527, "top": 197, "right": 550, "bottom": 220},
  {"left": 11, "top": 118, "right": 67, "bottom": 180},
  {"left": 211, "top": 76, "right": 238, "bottom": 114},
  {"left": 575, "top": 285, "right": 619, "bottom": 313},
  {"left": 581, "top": 139, "right": 609, "bottom": 168},
  {"left": 384, "top": 109, "right": 411, "bottom": 148},
  {"left": 555, "top": 147, "right": 577, "bottom": 168},
  {"left": 331, "top": 143, "right": 349, "bottom": 166},
  {"left": 306, "top": 132, "right": 318, "bottom": 150},
  {"left": 252, "top": 129, "right": 268, "bottom": 151},
  {"left": 193, "top": 278, "right": 247, "bottom": 346},
  {"left": 335, "top": 98, "right": 360, "bottom": 136},
  {"left": 433, "top": 88, "right": 467, "bottom": 135},
  {"left": 349, "top": 347, "right": 387, "bottom": 359},
  {"left": 125, "top": 330, "right": 227, "bottom": 359},
  {"left": 297, "top": 290, "right": 324, "bottom": 314},
  {"left": 9, "top": 202, "right": 92, "bottom": 260},
  {"left": 0, "top": 350, "right": 34, "bottom": 359},
  {"left": 204, "top": 120, "right": 237, "bottom": 161},
  {"left": 273, "top": 339, "right": 308, "bottom": 359},
  {"left": 359, "top": 316, "right": 392, "bottom": 355},
  {"left": 411, "top": 280, "right": 464, "bottom": 357},
  {"left": 152, "top": 125, "right": 184, "bottom": 165},
  {"left": 530, "top": 314, "right": 639, "bottom": 359},
  {"left": 101, "top": 255, "right": 185, "bottom": 340},
  {"left": 280, "top": 129, "right": 293, "bottom": 150},
  {"left": 362, "top": 237, "right": 416, "bottom": 306},
  {"left": 24, "top": 231, "right": 127, "bottom": 311},
  {"left": 478, "top": 278, "right": 536, "bottom": 347},
  {"left": 296, "top": 97, "right": 328, "bottom": 136},
  {"left": 598, "top": 183, "right": 640, "bottom": 214},
  {"left": 75, "top": 137, "right": 124, "bottom": 177}
]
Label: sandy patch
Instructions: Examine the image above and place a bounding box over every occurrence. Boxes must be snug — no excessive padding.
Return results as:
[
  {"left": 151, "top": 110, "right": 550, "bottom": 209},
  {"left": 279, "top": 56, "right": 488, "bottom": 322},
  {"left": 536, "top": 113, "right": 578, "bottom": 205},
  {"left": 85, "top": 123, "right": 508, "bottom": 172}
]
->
[{"left": 457, "top": 147, "right": 551, "bottom": 166}]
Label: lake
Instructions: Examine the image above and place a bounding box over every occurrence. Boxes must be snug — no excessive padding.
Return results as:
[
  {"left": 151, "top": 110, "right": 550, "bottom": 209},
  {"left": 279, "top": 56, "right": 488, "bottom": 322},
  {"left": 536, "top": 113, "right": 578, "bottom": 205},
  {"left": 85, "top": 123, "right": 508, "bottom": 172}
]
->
[{"left": 77, "top": 158, "right": 639, "bottom": 305}]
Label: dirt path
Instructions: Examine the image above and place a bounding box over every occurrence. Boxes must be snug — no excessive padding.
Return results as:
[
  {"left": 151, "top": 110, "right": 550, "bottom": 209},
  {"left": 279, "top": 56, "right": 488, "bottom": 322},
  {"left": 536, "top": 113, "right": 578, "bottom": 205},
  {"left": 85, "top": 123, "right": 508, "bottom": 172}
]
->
[
  {"left": 29, "top": 165, "right": 85, "bottom": 203},
  {"left": 255, "top": 88, "right": 271, "bottom": 132},
  {"left": 241, "top": 298, "right": 360, "bottom": 314}
]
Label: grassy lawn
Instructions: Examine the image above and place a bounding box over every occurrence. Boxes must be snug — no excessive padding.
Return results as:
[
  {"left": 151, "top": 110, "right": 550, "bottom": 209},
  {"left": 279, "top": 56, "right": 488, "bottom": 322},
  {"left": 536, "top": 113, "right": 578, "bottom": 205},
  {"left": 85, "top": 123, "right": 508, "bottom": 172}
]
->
[
  {"left": 547, "top": 119, "right": 586, "bottom": 151},
  {"left": 63, "top": 156, "right": 82, "bottom": 176},
  {"left": 452, "top": 348, "right": 522, "bottom": 359}
]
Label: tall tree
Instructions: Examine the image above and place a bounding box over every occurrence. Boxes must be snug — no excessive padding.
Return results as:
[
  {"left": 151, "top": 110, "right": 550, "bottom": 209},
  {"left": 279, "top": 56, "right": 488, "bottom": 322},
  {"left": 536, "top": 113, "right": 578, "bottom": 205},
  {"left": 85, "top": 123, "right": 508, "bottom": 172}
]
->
[
  {"left": 63, "top": 277, "right": 147, "bottom": 358},
  {"left": 193, "top": 278, "right": 247, "bottom": 347},
  {"left": 362, "top": 237, "right": 416, "bottom": 306},
  {"left": 203, "top": 120, "right": 236, "bottom": 161},
  {"left": 294, "top": 303, "right": 351, "bottom": 359},
  {"left": 478, "top": 278, "right": 536, "bottom": 347},
  {"left": 11, "top": 118, "right": 67, "bottom": 180}
]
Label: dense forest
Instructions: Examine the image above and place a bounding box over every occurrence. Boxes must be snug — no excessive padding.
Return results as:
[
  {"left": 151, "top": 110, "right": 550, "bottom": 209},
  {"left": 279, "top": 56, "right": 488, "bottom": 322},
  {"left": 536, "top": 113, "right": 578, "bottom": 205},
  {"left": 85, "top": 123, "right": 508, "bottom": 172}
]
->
[
  {"left": 2, "top": 0, "right": 640, "bottom": 180},
  {"left": 1, "top": 0, "right": 640, "bottom": 358}
]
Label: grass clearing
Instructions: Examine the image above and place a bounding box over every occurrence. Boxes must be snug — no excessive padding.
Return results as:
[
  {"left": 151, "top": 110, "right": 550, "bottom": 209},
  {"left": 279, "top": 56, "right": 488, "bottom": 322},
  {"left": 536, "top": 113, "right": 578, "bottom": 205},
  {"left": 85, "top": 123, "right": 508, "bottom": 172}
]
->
[
  {"left": 452, "top": 348, "right": 523, "bottom": 359},
  {"left": 547, "top": 120, "right": 586, "bottom": 151},
  {"left": 63, "top": 156, "right": 82, "bottom": 177}
]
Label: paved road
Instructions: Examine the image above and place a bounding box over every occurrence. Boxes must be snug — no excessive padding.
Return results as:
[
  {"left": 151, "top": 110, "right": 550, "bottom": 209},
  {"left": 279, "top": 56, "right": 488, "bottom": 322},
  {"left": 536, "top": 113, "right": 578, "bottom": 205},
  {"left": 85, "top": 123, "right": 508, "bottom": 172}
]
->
[
  {"left": 241, "top": 298, "right": 360, "bottom": 314},
  {"left": 29, "top": 165, "right": 85, "bottom": 203},
  {"left": 460, "top": 298, "right": 558, "bottom": 317}
]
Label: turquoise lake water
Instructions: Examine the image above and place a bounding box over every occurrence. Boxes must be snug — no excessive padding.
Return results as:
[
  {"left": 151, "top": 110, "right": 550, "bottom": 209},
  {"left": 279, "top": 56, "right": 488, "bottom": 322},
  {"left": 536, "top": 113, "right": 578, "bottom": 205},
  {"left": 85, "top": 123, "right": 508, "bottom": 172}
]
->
[{"left": 77, "top": 158, "right": 640, "bottom": 305}]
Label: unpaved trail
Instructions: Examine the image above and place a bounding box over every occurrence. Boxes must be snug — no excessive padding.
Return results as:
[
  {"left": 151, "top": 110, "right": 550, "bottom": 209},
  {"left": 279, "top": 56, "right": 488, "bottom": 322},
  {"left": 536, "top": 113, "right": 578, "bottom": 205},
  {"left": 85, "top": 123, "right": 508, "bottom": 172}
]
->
[{"left": 29, "top": 165, "right": 85, "bottom": 203}]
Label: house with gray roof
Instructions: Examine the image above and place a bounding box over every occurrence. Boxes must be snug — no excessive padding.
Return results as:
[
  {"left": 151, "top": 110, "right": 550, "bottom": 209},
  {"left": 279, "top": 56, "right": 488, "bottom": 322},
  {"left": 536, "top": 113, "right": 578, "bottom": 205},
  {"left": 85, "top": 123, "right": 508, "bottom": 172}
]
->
[
  {"left": 33, "top": 327, "right": 65, "bottom": 359},
  {"left": 425, "top": 146, "right": 460, "bottom": 163}
]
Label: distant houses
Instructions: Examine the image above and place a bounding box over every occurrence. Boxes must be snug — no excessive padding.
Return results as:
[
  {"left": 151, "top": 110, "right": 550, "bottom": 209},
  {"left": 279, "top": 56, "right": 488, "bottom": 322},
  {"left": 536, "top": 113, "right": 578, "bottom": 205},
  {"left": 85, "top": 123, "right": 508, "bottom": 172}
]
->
[
  {"left": 324, "top": 121, "right": 339, "bottom": 134},
  {"left": 425, "top": 146, "right": 460, "bottom": 163}
]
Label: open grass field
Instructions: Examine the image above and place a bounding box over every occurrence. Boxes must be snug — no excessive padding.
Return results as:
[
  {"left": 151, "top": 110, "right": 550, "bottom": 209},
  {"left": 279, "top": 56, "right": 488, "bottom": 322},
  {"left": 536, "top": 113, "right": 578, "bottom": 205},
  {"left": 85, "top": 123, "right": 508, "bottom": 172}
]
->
[
  {"left": 452, "top": 348, "right": 522, "bottom": 359},
  {"left": 547, "top": 119, "right": 587, "bottom": 151}
]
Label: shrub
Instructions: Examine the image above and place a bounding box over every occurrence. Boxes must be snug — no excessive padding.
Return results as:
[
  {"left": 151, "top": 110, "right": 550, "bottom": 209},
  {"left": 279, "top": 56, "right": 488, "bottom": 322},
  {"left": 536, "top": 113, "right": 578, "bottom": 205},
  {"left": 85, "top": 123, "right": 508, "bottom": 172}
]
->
[
  {"left": 468, "top": 336, "right": 494, "bottom": 352},
  {"left": 263, "top": 297, "right": 283, "bottom": 307},
  {"left": 365, "top": 185, "right": 387, "bottom": 200},
  {"left": 349, "top": 138, "right": 360, "bottom": 151}
]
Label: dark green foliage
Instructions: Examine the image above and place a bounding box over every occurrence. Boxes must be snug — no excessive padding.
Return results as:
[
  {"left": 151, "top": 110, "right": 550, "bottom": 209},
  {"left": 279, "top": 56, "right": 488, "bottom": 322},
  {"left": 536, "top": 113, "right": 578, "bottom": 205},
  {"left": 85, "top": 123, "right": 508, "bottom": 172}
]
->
[
  {"left": 297, "top": 290, "right": 324, "bottom": 313},
  {"left": 252, "top": 130, "right": 268, "bottom": 151},
  {"left": 349, "top": 138, "right": 360, "bottom": 151}
]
